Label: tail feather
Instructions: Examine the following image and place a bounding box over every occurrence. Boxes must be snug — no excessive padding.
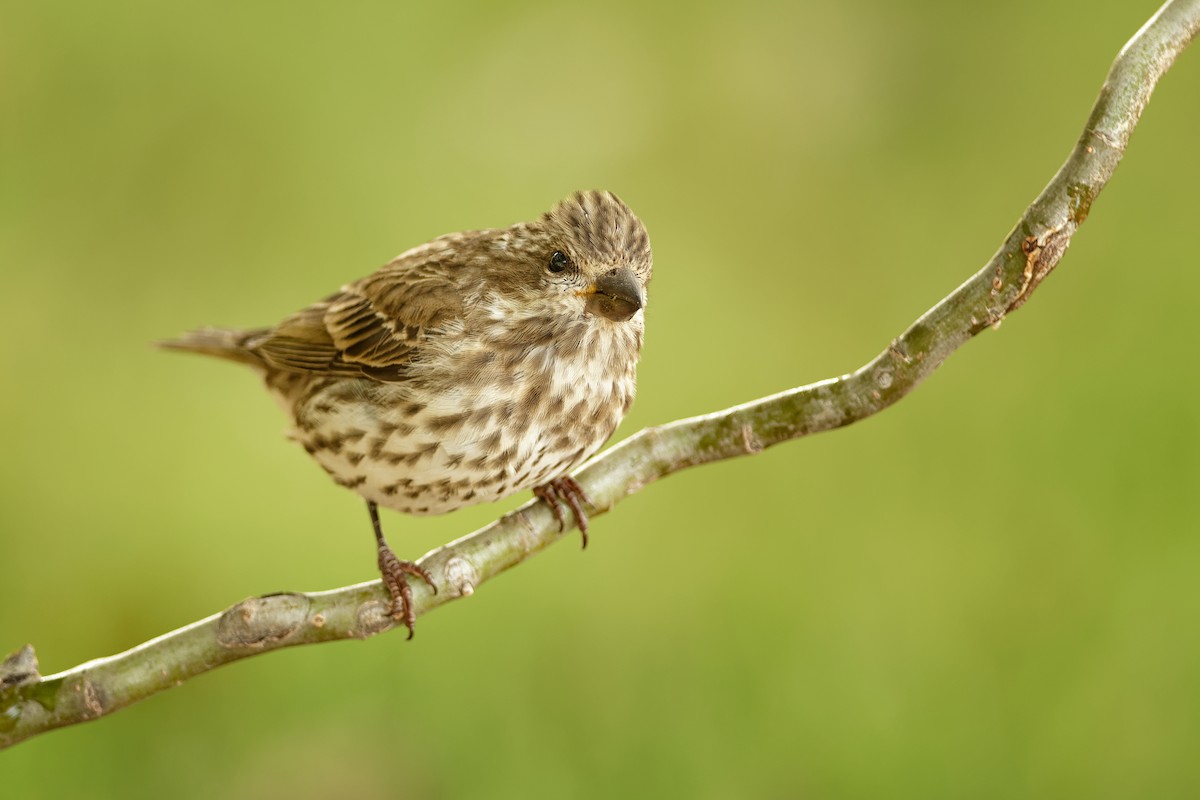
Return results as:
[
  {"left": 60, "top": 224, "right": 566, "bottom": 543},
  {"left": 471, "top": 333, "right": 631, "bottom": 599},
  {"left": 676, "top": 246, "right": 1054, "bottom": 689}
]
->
[{"left": 158, "top": 327, "right": 267, "bottom": 368}]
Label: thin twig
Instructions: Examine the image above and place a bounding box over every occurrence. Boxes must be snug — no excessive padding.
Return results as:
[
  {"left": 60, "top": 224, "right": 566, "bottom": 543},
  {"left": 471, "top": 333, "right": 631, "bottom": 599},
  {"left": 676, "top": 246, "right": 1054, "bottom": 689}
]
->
[{"left": 3, "top": 0, "right": 1198, "bottom": 751}]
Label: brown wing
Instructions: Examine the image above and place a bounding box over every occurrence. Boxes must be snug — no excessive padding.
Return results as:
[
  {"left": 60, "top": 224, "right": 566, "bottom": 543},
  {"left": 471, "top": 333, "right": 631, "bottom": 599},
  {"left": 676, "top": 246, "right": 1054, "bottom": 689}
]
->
[{"left": 250, "top": 232, "right": 480, "bottom": 382}]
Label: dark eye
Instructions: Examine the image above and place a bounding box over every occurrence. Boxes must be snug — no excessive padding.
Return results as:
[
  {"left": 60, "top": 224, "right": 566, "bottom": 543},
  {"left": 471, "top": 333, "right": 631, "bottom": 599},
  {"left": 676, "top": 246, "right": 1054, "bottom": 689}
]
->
[{"left": 548, "top": 250, "right": 570, "bottom": 273}]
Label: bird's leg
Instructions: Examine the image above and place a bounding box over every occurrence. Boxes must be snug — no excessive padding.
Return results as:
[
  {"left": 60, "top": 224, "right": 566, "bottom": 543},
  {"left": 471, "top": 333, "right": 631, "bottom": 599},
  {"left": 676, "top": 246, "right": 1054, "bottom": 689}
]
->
[
  {"left": 367, "top": 500, "right": 437, "bottom": 640},
  {"left": 533, "top": 475, "right": 592, "bottom": 549}
]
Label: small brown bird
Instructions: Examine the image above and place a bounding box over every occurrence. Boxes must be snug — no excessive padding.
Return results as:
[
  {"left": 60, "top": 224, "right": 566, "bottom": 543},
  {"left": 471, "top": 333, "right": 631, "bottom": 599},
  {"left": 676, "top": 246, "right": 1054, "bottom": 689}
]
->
[{"left": 163, "top": 191, "right": 652, "bottom": 636}]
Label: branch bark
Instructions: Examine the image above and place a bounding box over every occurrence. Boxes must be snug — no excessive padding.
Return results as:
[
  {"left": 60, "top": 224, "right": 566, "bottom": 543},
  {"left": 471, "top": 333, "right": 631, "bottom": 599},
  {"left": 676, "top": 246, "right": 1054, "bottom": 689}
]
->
[{"left": 4, "top": 0, "right": 1198, "bottom": 751}]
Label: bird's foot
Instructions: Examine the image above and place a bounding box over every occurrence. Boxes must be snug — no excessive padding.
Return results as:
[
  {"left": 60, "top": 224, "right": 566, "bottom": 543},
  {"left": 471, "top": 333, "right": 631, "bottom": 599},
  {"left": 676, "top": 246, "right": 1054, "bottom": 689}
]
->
[
  {"left": 376, "top": 542, "right": 437, "bottom": 640},
  {"left": 533, "top": 475, "right": 592, "bottom": 549}
]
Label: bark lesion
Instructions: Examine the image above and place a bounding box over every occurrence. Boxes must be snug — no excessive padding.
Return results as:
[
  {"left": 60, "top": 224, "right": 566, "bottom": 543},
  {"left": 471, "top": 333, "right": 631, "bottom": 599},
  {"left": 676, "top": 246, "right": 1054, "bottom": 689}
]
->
[
  {"left": 1, "top": 646, "right": 40, "bottom": 690},
  {"left": 1009, "top": 226, "right": 1072, "bottom": 315}
]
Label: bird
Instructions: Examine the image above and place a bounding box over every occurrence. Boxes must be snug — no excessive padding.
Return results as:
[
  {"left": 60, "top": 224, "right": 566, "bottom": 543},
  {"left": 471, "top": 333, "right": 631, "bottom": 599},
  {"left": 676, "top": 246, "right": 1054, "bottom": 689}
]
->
[{"left": 161, "top": 190, "right": 652, "bottom": 637}]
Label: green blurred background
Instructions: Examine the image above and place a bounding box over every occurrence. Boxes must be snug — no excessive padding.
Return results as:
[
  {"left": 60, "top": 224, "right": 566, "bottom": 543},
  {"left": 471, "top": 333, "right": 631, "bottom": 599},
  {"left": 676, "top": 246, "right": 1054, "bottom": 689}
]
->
[{"left": 3, "top": 0, "right": 1199, "bottom": 796}]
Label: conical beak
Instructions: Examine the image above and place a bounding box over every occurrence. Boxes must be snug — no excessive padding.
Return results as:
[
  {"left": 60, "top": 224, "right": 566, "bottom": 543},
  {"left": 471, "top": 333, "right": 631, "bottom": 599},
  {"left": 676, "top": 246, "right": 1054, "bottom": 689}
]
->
[{"left": 585, "top": 267, "right": 643, "bottom": 322}]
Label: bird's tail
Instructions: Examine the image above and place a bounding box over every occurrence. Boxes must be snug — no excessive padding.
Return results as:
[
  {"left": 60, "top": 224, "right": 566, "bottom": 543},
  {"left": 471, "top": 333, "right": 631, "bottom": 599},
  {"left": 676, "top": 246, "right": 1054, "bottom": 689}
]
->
[{"left": 158, "top": 326, "right": 268, "bottom": 368}]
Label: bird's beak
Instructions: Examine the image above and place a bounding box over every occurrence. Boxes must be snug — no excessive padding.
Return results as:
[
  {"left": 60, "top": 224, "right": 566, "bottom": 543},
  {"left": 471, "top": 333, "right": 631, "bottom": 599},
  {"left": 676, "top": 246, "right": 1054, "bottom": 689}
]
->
[{"left": 583, "top": 267, "right": 644, "bottom": 322}]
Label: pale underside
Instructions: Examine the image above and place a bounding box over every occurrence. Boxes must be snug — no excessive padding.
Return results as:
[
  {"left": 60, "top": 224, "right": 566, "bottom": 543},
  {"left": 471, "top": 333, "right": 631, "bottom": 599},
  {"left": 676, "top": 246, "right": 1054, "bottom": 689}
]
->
[{"left": 270, "top": 290, "right": 642, "bottom": 515}]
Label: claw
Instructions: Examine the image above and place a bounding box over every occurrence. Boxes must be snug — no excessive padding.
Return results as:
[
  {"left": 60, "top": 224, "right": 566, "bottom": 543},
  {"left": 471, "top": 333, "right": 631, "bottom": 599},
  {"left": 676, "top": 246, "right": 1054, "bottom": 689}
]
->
[
  {"left": 367, "top": 501, "right": 437, "bottom": 639},
  {"left": 533, "top": 476, "right": 592, "bottom": 548},
  {"left": 377, "top": 544, "right": 436, "bottom": 639}
]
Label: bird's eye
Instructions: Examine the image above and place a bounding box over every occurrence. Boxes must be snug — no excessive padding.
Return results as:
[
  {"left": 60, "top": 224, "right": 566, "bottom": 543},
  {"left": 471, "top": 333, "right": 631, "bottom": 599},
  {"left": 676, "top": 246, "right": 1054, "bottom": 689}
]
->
[{"left": 548, "top": 250, "right": 570, "bottom": 273}]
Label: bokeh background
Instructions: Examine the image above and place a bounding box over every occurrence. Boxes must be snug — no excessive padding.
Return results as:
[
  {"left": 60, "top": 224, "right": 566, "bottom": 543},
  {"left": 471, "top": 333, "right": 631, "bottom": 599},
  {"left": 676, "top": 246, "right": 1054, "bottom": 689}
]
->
[{"left": 4, "top": 0, "right": 1200, "bottom": 796}]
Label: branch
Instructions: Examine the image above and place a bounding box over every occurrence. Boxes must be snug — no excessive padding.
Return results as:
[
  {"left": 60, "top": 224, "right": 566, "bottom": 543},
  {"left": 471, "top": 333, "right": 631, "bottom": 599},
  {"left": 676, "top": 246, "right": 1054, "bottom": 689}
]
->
[{"left": 4, "top": 0, "right": 1198, "bottom": 751}]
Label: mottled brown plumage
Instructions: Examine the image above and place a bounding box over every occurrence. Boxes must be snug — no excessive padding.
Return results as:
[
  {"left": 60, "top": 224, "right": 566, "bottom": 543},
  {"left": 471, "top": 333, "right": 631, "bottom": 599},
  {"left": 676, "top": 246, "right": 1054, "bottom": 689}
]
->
[{"left": 162, "top": 191, "right": 652, "bottom": 636}]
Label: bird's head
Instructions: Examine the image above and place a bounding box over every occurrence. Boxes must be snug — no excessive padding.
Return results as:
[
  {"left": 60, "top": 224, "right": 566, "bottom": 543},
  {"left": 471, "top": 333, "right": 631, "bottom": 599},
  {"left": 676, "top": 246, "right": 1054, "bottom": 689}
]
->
[{"left": 486, "top": 191, "right": 652, "bottom": 326}]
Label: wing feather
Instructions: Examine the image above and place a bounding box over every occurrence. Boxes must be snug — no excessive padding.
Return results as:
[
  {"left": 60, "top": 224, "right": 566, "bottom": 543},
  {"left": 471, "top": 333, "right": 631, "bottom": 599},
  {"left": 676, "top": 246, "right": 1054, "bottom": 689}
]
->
[{"left": 248, "top": 231, "right": 479, "bottom": 382}]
